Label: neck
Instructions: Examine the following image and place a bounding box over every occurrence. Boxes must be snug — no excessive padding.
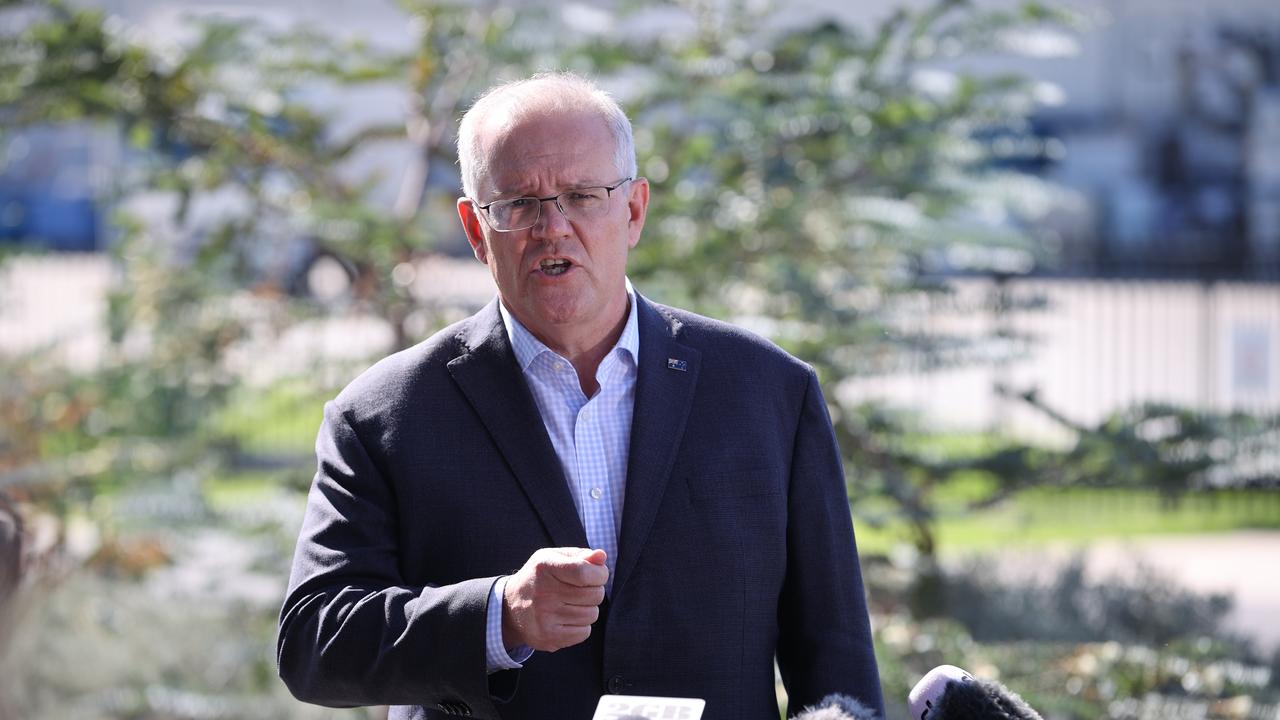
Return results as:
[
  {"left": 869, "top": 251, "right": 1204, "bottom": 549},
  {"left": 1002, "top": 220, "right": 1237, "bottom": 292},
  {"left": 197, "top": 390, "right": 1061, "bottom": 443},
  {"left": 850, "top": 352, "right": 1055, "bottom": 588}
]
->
[
  {"left": 516, "top": 290, "right": 631, "bottom": 397},
  {"left": 506, "top": 288, "right": 632, "bottom": 394}
]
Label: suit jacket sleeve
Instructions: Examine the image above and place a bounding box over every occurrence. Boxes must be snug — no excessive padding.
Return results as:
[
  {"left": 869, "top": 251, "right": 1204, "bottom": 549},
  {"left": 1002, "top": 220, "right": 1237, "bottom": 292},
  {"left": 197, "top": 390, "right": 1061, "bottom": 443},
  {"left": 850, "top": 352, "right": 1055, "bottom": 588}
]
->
[
  {"left": 277, "top": 399, "right": 504, "bottom": 714},
  {"left": 776, "top": 369, "right": 885, "bottom": 718}
]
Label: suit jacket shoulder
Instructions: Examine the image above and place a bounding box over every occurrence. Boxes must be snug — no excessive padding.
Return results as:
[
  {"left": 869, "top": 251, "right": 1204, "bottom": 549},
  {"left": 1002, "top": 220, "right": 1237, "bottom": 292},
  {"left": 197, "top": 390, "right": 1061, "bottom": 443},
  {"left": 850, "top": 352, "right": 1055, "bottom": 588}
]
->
[
  {"left": 644, "top": 299, "right": 815, "bottom": 384},
  {"left": 330, "top": 303, "right": 496, "bottom": 421},
  {"left": 645, "top": 298, "right": 814, "bottom": 404}
]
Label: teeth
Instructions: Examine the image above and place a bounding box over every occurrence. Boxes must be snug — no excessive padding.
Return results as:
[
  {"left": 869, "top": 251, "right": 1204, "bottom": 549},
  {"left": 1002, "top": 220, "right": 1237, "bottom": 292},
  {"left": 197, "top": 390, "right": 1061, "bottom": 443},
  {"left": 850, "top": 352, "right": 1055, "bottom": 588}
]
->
[{"left": 540, "top": 258, "right": 570, "bottom": 275}]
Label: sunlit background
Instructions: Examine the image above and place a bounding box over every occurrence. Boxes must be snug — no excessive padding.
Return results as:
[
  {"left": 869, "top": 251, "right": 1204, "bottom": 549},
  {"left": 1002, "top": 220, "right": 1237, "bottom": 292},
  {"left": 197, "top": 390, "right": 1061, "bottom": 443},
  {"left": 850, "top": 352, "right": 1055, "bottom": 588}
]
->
[{"left": 1, "top": 0, "right": 1278, "bottom": 718}]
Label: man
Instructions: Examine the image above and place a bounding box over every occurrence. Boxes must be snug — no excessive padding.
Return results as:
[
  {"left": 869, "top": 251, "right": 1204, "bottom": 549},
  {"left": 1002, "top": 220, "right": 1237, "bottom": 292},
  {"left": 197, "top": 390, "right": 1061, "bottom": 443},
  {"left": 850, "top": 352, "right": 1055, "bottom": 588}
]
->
[{"left": 277, "top": 72, "right": 882, "bottom": 720}]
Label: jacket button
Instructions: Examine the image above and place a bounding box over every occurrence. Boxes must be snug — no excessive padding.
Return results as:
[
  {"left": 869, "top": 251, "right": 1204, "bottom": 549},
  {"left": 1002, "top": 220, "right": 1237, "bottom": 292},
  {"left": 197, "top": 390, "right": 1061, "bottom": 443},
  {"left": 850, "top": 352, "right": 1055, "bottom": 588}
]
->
[{"left": 607, "top": 674, "right": 625, "bottom": 693}]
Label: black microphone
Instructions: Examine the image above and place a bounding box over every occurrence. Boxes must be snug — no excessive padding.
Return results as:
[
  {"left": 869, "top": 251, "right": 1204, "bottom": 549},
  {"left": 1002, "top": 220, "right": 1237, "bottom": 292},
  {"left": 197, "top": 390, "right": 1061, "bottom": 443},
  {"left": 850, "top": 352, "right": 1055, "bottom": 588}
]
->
[
  {"left": 791, "top": 665, "right": 1044, "bottom": 720},
  {"left": 791, "top": 693, "right": 881, "bottom": 720},
  {"left": 909, "top": 665, "right": 1043, "bottom": 720}
]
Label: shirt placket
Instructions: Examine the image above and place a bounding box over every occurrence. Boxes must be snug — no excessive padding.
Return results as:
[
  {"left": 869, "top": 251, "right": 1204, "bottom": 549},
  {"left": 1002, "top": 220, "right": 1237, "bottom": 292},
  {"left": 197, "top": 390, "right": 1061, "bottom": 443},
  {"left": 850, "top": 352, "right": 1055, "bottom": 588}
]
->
[{"left": 583, "top": 353, "right": 620, "bottom": 583}]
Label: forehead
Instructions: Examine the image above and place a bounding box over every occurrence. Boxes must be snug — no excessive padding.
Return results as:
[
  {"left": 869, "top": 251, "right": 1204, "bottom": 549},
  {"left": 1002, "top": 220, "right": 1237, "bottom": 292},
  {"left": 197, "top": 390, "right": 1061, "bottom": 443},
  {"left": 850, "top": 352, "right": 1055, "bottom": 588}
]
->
[{"left": 477, "top": 108, "right": 617, "bottom": 196}]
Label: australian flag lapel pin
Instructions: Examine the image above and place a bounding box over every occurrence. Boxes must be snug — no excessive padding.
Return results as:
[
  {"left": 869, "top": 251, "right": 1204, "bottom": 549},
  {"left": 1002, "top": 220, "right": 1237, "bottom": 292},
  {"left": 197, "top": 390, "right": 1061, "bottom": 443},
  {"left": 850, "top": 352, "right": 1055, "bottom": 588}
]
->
[{"left": 667, "top": 358, "right": 688, "bottom": 372}]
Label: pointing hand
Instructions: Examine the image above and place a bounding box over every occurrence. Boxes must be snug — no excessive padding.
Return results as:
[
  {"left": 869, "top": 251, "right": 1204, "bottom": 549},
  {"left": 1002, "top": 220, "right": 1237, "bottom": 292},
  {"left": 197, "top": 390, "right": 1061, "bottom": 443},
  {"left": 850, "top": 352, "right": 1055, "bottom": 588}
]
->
[{"left": 502, "top": 547, "right": 608, "bottom": 653}]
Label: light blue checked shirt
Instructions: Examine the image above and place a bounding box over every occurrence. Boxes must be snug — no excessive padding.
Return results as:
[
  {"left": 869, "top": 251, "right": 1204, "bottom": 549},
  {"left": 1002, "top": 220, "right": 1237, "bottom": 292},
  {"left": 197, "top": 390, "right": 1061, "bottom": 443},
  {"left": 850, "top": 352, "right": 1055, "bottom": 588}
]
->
[{"left": 484, "top": 282, "right": 640, "bottom": 672}]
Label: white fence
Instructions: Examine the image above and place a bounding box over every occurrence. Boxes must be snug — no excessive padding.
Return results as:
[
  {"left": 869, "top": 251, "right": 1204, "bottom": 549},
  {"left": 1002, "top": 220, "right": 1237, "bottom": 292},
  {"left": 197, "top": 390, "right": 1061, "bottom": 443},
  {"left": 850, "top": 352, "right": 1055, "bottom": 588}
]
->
[{"left": 843, "top": 278, "right": 1280, "bottom": 444}]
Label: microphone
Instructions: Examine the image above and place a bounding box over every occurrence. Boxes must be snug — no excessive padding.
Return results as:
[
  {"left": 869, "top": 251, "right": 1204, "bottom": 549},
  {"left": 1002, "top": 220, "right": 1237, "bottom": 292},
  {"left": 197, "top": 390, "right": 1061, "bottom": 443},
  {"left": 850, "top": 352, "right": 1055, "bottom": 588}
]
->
[
  {"left": 908, "top": 665, "right": 1043, "bottom": 720},
  {"left": 791, "top": 694, "right": 881, "bottom": 720},
  {"left": 791, "top": 665, "right": 1043, "bottom": 720},
  {"left": 909, "top": 665, "right": 975, "bottom": 720}
]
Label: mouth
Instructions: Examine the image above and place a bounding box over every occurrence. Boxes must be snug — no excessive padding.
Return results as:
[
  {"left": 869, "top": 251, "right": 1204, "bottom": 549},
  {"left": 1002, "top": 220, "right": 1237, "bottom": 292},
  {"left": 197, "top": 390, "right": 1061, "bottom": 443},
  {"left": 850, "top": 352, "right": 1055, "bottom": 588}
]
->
[{"left": 537, "top": 258, "right": 573, "bottom": 276}]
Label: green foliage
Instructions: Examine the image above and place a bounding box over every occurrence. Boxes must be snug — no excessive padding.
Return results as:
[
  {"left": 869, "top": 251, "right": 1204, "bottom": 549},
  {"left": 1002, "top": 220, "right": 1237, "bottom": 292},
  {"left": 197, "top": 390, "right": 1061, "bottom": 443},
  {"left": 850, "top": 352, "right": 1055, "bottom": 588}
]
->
[
  {"left": 210, "top": 380, "right": 332, "bottom": 458},
  {"left": 1012, "top": 389, "right": 1280, "bottom": 499}
]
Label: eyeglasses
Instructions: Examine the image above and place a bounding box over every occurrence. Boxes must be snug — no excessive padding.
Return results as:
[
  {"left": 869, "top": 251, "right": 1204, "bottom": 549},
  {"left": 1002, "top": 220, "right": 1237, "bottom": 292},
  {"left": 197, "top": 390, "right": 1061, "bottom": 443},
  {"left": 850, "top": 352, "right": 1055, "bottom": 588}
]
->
[{"left": 474, "top": 177, "right": 633, "bottom": 232}]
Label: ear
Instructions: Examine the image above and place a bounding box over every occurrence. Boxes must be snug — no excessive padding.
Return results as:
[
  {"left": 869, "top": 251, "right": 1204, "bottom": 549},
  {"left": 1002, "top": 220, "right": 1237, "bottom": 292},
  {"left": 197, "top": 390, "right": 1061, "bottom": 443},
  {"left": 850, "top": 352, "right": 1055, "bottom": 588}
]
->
[
  {"left": 457, "top": 196, "right": 489, "bottom": 264},
  {"left": 625, "top": 177, "right": 649, "bottom": 250}
]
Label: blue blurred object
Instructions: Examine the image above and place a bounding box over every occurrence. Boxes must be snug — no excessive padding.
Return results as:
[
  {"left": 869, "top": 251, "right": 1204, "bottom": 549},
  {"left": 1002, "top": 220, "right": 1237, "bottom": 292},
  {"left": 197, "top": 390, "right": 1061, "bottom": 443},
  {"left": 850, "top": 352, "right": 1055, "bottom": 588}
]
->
[{"left": 0, "top": 193, "right": 100, "bottom": 251}]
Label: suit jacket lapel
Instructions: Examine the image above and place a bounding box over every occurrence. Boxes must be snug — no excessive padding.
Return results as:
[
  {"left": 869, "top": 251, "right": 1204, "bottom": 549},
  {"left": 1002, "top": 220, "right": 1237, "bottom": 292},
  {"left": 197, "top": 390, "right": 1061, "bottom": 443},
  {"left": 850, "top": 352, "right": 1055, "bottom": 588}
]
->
[
  {"left": 613, "top": 295, "right": 700, "bottom": 598},
  {"left": 447, "top": 299, "right": 589, "bottom": 550}
]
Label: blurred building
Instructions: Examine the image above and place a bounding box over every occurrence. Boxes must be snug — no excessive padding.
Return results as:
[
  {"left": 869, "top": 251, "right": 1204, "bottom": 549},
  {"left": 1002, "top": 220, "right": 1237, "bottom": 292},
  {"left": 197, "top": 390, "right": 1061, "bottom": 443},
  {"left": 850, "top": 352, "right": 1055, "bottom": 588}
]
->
[
  {"left": 813, "top": 0, "right": 1280, "bottom": 278},
  {"left": 4, "top": 0, "right": 1280, "bottom": 278}
]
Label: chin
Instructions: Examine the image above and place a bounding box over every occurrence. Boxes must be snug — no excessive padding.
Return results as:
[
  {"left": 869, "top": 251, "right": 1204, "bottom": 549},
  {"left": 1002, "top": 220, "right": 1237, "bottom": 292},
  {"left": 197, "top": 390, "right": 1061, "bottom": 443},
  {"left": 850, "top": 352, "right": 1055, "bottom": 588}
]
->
[
  {"left": 527, "top": 290, "right": 592, "bottom": 323},
  {"left": 539, "top": 305, "right": 588, "bottom": 327}
]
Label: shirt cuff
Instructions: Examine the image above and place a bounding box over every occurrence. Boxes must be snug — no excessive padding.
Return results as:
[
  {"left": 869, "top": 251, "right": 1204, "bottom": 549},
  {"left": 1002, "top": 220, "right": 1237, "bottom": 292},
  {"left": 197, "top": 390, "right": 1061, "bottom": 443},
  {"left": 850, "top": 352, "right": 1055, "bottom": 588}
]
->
[{"left": 486, "top": 575, "right": 533, "bottom": 673}]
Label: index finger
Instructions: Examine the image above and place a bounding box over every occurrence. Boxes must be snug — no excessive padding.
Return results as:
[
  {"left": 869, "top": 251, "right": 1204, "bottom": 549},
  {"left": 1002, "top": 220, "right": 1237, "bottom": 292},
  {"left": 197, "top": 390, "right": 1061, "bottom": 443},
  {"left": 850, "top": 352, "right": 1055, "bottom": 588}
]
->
[{"left": 546, "top": 556, "right": 609, "bottom": 587}]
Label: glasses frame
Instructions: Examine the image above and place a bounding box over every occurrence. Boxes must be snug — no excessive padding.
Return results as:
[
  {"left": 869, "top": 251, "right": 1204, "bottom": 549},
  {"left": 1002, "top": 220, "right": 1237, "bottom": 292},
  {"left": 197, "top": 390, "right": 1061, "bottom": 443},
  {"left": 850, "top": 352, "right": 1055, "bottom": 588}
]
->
[{"left": 474, "top": 177, "right": 633, "bottom": 233}]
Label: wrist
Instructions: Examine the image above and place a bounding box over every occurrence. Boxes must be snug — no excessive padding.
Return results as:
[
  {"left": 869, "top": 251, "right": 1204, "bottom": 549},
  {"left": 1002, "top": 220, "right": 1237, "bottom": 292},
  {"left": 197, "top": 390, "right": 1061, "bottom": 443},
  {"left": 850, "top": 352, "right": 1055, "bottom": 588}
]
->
[{"left": 501, "top": 576, "right": 523, "bottom": 652}]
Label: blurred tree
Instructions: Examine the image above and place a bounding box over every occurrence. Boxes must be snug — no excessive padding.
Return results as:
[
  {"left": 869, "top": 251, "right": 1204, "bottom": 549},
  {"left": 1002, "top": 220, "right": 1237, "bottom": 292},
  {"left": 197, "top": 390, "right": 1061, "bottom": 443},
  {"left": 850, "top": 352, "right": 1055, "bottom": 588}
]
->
[
  {"left": 1009, "top": 387, "right": 1280, "bottom": 500},
  {"left": 597, "top": 0, "right": 1076, "bottom": 561},
  {"left": 0, "top": 0, "right": 567, "bottom": 515}
]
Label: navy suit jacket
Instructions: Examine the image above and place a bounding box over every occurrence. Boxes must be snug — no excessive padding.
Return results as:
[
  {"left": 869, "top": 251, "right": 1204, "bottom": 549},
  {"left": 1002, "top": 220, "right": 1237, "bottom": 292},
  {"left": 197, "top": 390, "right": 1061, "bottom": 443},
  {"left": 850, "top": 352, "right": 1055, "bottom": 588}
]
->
[{"left": 277, "top": 293, "right": 882, "bottom": 720}]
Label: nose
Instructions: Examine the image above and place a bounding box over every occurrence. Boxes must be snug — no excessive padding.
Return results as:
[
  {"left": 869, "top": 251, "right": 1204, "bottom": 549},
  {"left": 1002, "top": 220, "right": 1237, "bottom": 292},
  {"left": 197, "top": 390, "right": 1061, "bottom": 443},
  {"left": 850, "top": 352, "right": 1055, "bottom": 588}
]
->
[{"left": 533, "top": 196, "right": 572, "bottom": 237}]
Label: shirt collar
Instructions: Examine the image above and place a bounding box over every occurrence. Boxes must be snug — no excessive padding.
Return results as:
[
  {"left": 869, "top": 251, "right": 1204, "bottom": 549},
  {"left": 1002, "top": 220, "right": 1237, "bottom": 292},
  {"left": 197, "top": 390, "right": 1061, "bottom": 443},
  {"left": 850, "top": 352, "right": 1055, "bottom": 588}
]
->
[{"left": 499, "top": 277, "right": 639, "bottom": 372}]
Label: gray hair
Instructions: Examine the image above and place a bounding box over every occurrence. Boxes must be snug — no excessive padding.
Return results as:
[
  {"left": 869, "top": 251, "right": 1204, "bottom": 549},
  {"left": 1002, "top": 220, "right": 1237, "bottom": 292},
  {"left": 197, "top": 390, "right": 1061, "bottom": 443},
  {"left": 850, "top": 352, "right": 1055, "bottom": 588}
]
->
[{"left": 456, "top": 71, "right": 637, "bottom": 199}]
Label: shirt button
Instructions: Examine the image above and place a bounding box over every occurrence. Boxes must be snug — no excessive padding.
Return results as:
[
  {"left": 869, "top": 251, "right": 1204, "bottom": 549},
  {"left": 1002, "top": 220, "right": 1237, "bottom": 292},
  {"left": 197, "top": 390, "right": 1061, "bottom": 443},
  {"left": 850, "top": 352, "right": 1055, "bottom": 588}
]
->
[
  {"left": 590, "top": 487, "right": 603, "bottom": 500},
  {"left": 553, "top": 361, "right": 565, "bottom": 371}
]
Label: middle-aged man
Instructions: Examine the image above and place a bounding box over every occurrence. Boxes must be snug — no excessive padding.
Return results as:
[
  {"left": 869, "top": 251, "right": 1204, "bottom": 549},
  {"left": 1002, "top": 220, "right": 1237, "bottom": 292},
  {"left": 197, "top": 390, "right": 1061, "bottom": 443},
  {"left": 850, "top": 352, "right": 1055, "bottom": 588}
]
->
[{"left": 278, "top": 72, "right": 883, "bottom": 720}]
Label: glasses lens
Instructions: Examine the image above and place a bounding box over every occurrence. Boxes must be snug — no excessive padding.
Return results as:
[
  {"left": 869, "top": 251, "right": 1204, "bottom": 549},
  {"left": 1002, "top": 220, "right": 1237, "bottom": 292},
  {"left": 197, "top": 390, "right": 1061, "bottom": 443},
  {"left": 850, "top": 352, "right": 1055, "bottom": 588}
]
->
[
  {"left": 489, "top": 198, "right": 539, "bottom": 231},
  {"left": 560, "top": 189, "right": 609, "bottom": 220}
]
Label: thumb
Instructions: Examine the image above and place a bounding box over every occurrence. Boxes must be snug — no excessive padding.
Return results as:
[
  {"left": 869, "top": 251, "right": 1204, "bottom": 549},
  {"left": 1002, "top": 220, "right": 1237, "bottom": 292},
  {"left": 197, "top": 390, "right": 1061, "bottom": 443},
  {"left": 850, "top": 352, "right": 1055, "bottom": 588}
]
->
[{"left": 584, "top": 548, "right": 607, "bottom": 565}]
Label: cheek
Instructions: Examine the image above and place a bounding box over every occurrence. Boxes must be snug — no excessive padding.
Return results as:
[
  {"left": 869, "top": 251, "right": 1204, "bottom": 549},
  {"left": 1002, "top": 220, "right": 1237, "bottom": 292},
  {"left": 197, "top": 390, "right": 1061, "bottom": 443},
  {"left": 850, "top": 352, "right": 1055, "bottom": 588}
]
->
[{"left": 493, "top": 244, "right": 528, "bottom": 278}]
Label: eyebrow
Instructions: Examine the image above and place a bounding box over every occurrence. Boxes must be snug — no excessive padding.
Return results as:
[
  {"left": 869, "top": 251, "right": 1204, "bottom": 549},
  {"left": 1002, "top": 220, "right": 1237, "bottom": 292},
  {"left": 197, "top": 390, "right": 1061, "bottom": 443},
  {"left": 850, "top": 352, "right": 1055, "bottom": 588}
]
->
[{"left": 488, "top": 179, "right": 612, "bottom": 198}]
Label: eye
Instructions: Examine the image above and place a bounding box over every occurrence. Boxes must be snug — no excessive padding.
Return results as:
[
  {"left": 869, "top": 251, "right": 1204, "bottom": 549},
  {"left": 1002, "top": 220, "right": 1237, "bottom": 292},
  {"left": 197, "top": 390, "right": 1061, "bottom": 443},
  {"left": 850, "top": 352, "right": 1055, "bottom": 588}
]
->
[{"left": 505, "top": 198, "right": 535, "bottom": 209}]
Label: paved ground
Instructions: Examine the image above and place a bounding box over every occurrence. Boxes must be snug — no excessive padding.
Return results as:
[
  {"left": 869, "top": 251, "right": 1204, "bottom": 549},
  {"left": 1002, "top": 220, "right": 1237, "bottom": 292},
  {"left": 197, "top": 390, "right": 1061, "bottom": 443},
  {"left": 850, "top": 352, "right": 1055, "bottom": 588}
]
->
[
  {"left": 1086, "top": 531, "right": 1280, "bottom": 653},
  {"left": 966, "top": 530, "right": 1280, "bottom": 654}
]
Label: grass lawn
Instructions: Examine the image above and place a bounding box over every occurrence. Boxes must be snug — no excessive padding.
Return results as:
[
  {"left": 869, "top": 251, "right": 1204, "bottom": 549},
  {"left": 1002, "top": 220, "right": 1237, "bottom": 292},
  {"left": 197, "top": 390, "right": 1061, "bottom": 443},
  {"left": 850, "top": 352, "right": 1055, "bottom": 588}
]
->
[
  {"left": 211, "top": 379, "right": 333, "bottom": 456},
  {"left": 204, "top": 469, "right": 299, "bottom": 509},
  {"left": 854, "top": 486, "right": 1280, "bottom": 556}
]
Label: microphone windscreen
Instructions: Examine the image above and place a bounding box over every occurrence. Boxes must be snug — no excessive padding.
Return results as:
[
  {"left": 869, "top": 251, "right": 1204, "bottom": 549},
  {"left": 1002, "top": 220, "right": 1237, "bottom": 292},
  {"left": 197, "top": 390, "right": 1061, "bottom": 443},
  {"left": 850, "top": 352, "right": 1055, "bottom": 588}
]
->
[
  {"left": 911, "top": 665, "right": 1044, "bottom": 720},
  {"left": 793, "top": 693, "right": 881, "bottom": 720},
  {"left": 909, "top": 665, "right": 975, "bottom": 720}
]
